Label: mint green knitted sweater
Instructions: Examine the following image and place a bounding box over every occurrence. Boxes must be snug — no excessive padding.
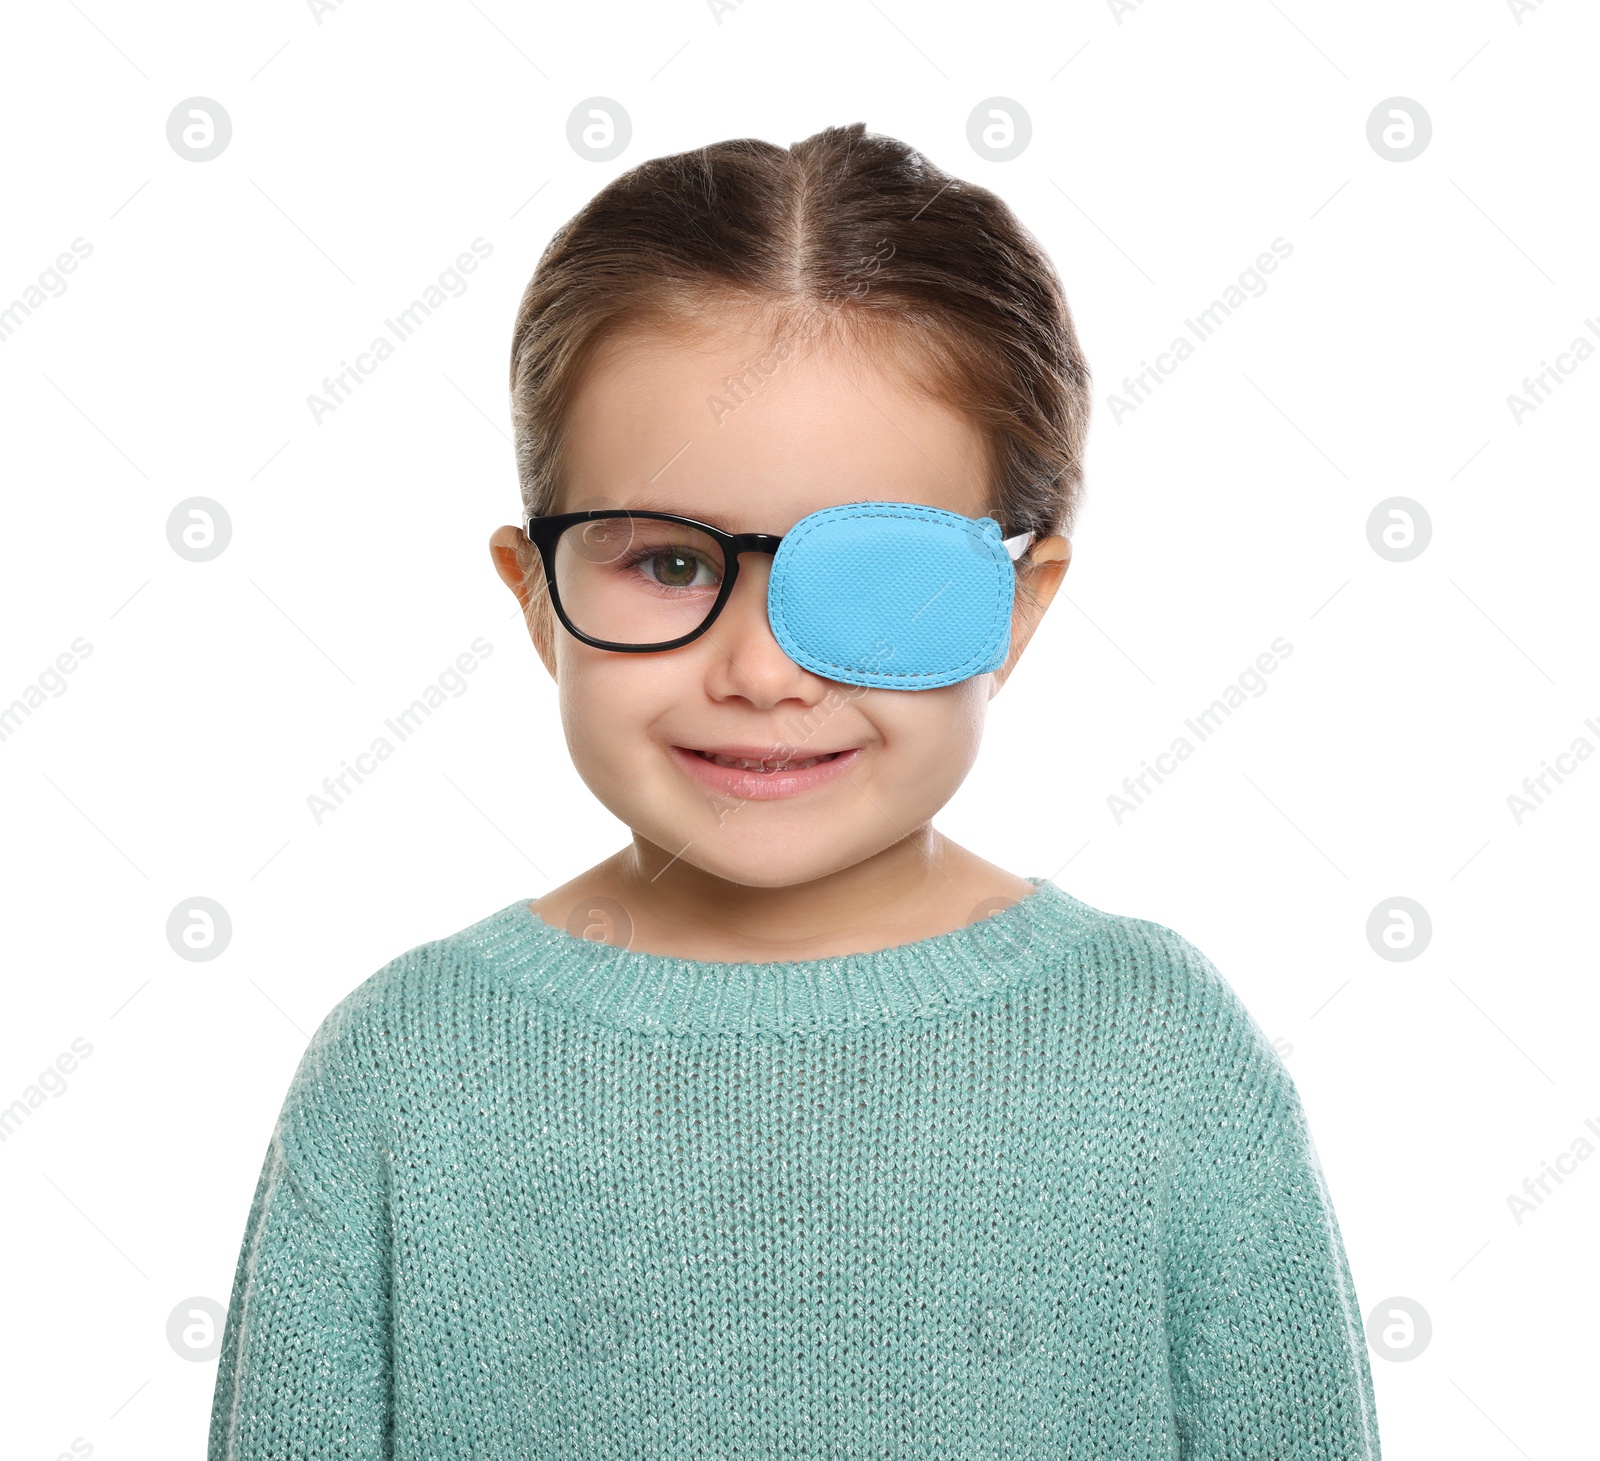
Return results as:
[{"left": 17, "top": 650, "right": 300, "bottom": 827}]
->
[{"left": 208, "top": 877, "right": 1382, "bottom": 1458}]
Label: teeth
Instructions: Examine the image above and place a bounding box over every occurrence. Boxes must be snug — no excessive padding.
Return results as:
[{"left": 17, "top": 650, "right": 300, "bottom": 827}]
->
[{"left": 699, "top": 751, "right": 835, "bottom": 773}]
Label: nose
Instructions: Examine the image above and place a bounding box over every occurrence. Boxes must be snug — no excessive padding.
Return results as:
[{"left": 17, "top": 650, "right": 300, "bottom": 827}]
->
[{"left": 698, "top": 550, "right": 817, "bottom": 701}]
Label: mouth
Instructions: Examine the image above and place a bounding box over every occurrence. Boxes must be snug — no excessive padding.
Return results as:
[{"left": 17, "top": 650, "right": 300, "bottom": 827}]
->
[
  {"left": 687, "top": 747, "right": 847, "bottom": 773},
  {"left": 668, "top": 743, "right": 861, "bottom": 800}
]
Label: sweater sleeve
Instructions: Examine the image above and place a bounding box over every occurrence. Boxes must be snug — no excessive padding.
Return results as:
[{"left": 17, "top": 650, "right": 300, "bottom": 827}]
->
[
  {"left": 207, "top": 1002, "right": 394, "bottom": 1460},
  {"left": 1163, "top": 952, "right": 1382, "bottom": 1459}
]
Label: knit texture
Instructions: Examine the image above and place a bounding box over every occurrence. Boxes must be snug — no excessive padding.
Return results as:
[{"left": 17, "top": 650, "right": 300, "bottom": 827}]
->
[{"left": 207, "top": 876, "right": 1382, "bottom": 1459}]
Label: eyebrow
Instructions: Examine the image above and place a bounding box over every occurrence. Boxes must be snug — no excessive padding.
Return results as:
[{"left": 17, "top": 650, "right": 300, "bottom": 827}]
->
[{"left": 612, "top": 501, "right": 738, "bottom": 532}]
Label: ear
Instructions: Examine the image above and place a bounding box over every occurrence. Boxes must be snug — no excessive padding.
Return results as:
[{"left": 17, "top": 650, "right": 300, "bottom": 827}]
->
[
  {"left": 989, "top": 534, "right": 1071, "bottom": 697},
  {"left": 489, "top": 524, "right": 558, "bottom": 679}
]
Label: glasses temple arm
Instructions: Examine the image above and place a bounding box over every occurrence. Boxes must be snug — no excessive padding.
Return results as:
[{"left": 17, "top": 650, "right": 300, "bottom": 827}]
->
[{"left": 1002, "top": 530, "right": 1036, "bottom": 563}]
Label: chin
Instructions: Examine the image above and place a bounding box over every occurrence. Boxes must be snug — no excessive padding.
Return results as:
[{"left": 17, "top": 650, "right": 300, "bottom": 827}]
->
[{"left": 659, "top": 830, "right": 870, "bottom": 892}]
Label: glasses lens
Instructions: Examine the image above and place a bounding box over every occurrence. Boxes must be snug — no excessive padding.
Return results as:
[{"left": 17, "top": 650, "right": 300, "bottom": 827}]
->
[{"left": 553, "top": 515, "right": 727, "bottom": 647}]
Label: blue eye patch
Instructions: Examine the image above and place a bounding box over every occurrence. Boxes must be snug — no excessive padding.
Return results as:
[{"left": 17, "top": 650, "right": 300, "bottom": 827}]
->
[{"left": 766, "top": 501, "right": 1030, "bottom": 690}]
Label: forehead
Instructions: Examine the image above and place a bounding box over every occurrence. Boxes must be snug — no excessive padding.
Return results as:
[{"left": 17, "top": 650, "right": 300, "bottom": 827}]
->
[{"left": 557, "top": 310, "right": 994, "bottom": 534}]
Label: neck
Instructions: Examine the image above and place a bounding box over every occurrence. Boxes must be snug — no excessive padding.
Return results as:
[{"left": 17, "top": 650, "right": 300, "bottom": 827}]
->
[{"left": 568, "top": 828, "right": 1024, "bottom": 964}]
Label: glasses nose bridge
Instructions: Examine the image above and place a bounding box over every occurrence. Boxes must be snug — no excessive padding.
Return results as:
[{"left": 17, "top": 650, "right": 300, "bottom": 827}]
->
[
  {"left": 721, "top": 532, "right": 782, "bottom": 603},
  {"left": 723, "top": 534, "right": 779, "bottom": 610},
  {"left": 727, "top": 531, "right": 782, "bottom": 561},
  {"left": 716, "top": 533, "right": 785, "bottom": 647}
]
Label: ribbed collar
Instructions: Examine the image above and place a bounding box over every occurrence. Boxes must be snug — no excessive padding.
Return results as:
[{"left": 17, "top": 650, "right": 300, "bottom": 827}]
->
[{"left": 462, "top": 876, "right": 1105, "bottom": 1039}]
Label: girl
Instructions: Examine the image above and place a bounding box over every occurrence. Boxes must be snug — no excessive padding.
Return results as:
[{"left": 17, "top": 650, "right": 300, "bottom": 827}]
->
[{"left": 209, "top": 123, "right": 1382, "bottom": 1458}]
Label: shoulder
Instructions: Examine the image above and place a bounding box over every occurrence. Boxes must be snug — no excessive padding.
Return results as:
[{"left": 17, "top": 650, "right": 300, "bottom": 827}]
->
[
  {"left": 1046, "top": 890, "right": 1293, "bottom": 1120},
  {"left": 1050, "top": 890, "right": 1262, "bottom": 1039},
  {"left": 286, "top": 900, "right": 525, "bottom": 1104}
]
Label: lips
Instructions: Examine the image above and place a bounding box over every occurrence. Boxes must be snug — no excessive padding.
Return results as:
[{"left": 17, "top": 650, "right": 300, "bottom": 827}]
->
[
  {"left": 688, "top": 745, "right": 847, "bottom": 773},
  {"left": 668, "top": 743, "right": 861, "bottom": 800}
]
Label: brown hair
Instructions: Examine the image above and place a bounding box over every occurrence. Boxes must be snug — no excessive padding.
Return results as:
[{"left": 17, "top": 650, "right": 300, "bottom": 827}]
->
[{"left": 508, "top": 121, "right": 1091, "bottom": 564}]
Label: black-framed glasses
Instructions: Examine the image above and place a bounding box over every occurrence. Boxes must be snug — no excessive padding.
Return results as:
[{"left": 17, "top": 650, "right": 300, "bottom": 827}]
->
[{"left": 523, "top": 508, "right": 788, "bottom": 652}]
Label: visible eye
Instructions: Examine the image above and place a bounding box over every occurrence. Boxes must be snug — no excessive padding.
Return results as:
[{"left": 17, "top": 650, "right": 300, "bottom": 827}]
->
[{"left": 624, "top": 547, "right": 718, "bottom": 590}]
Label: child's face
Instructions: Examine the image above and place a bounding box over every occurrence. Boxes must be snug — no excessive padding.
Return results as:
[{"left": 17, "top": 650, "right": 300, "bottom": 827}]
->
[{"left": 493, "top": 309, "right": 1068, "bottom": 890}]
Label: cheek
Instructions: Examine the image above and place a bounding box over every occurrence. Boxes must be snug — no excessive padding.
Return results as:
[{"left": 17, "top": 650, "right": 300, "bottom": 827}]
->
[
  {"left": 554, "top": 648, "right": 665, "bottom": 762},
  {"left": 869, "top": 682, "right": 986, "bottom": 782}
]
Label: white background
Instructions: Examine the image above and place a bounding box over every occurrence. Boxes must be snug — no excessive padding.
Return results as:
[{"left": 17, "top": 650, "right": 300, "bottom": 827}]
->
[{"left": 2, "top": 0, "right": 1596, "bottom": 1455}]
